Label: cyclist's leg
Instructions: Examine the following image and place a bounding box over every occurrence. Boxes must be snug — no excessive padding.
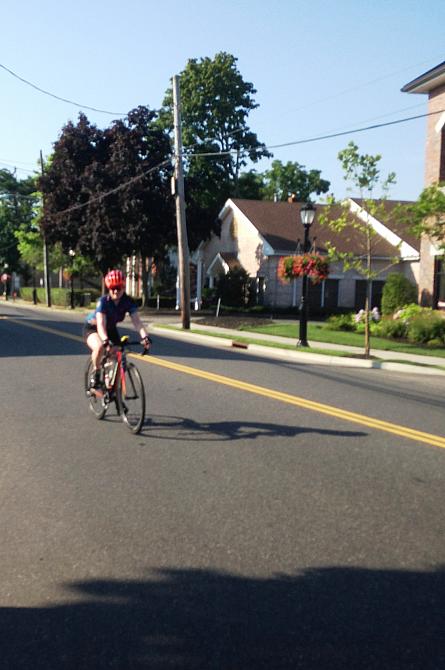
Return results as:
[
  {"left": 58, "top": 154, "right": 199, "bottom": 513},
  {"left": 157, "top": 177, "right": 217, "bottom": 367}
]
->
[{"left": 84, "top": 327, "right": 104, "bottom": 386}]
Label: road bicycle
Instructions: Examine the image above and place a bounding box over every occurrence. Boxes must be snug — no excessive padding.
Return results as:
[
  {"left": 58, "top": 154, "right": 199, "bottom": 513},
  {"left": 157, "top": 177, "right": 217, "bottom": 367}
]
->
[{"left": 84, "top": 335, "right": 148, "bottom": 434}]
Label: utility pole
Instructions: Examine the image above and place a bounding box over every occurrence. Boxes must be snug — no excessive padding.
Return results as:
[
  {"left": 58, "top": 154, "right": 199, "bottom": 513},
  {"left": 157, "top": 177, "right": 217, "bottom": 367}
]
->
[
  {"left": 172, "top": 75, "right": 191, "bottom": 330},
  {"left": 40, "top": 151, "right": 51, "bottom": 307}
]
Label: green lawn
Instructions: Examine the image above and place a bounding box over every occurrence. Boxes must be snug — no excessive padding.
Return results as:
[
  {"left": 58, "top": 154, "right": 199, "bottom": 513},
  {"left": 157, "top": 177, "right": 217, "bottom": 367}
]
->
[{"left": 239, "top": 323, "right": 445, "bottom": 358}]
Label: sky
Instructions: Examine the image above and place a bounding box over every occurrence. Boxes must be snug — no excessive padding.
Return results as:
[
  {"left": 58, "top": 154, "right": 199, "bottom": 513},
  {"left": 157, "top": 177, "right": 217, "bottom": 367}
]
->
[{"left": 1, "top": 0, "right": 444, "bottom": 204}]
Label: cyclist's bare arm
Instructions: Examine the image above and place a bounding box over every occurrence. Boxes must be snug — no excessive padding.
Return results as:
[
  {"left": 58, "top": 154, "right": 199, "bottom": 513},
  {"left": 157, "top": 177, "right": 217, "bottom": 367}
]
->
[
  {"left": 130, "top": 312, "right": 150, "bottom": 344},
  {"left": 96, "top": 312, "right": 108, "bottom": 342}
]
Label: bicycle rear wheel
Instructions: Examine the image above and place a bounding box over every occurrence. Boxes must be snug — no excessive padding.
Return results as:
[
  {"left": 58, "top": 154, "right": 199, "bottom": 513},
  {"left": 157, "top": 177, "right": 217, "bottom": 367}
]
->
[
  {"left": 116, "top": 362, "right": 146, "bottom": 434},
  {"left": 84, "top": 359, "right": 106, "bottom": 420}
]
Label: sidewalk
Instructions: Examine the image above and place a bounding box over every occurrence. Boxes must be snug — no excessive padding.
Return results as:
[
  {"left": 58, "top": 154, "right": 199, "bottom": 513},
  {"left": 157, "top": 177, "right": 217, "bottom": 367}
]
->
[{"left": 146, "top": 315, "right": 445, "bottom": 376}]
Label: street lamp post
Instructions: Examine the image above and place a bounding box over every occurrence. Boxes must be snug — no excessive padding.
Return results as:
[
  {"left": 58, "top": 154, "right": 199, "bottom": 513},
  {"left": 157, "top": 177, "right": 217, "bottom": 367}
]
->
[
  {"left": 69, "top": 250, "right": 75, "bottom": 309},
  {"left": 297, "top": 202, "right": 316, "bottom": 347}
]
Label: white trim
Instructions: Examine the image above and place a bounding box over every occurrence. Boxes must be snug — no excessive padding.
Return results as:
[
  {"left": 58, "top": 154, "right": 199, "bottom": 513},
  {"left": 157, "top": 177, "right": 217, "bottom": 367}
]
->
[
  {"left": 348, "top": 198, "right": 419, "bottom": 260},
  {"left": 435, "top": 112, "right": 445, "bottom": 133},
  {"left": 207, "top": 252, "right": 230, "bottom": 275}
]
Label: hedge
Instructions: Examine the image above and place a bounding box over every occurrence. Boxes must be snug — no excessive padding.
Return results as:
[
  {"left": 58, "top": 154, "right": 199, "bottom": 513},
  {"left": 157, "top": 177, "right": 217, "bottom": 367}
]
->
[{"left": 19, "top": 287, "right": 96, "bottom": 307}]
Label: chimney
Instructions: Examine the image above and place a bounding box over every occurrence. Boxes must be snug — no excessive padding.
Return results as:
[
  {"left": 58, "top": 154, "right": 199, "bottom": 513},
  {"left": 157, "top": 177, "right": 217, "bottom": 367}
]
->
[{"left": 287, "top": 193, "right": 298, "bottom": 203}]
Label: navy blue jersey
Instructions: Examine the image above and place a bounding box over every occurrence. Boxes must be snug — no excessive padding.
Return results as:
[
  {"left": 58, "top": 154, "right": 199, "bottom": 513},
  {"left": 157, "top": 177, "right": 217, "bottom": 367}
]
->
[{"left": 86, "top": 293, "right": 138, "bottom": 330}]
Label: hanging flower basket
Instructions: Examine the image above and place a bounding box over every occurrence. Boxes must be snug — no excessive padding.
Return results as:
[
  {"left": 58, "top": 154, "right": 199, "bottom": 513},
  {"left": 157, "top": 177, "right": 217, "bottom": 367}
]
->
[{"left": 277, "top": 253, "right": 330, "bottom": 285}]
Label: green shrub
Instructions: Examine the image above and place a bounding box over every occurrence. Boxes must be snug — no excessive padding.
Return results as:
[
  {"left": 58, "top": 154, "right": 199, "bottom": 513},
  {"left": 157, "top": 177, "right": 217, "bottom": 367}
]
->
[
  {"left": 217, "top": 268, "right": 251, "bottom": 307},
  {"left": 50, "top": 289, "right": 71, "bottom": 306},
  {"left": 355, "top": 320, "right": 382, "bottom": 335},
  {"left": 20, "top": 287, "right": 96, "bottom": 307},
  {"left": 325, "top": 313, "right": 355, "bottom": 331},
  {"left": 407, "top": 311, "right": 445, "bottom": 344},
  {"left": 378, "top": 318, "right": 408, "bottom": 339},
  {"left": 20, "top": 287, "right": 35, "bottom": 301},
  {"left": 394, "top": 303, "right": 424, "bottom": 322},
  {"left": 426, "top": 338, "right": 443, "bottom": 348},
  {"left": 381, "top": 273, "right": 417, "bottom": 315}
]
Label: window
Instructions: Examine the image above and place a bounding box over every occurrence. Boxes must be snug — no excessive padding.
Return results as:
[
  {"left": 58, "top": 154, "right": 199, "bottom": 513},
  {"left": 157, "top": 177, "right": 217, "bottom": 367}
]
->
[
  {"left": 434, "top": 258, "right": 445, "bottom": 308},
  {"left": 355, "top": 280, "right": 385, "bottom": 310},
  {"left": 307, "top": 279, "right": 338, "bottom": 310},
  {"left": 323, "top": 279, "right": 339, "bottom": 308},
  {"left": 308, "top": 281, "right": 322, "bottom": 310}
]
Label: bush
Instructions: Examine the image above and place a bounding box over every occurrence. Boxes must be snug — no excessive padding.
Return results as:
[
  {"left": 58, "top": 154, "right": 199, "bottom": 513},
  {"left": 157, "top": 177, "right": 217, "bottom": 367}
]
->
[
  {"left": 406, "top": 311, "right": 445, "bottom": 344},
  {"left": 355, "top": 320, "right": 382, "bottom": 335},
  {"left": 378, "top": 318, "right": 408, "bottom": 339},
  {"left": 216, "top": 268, "right": 251, "bottom": 307},
  {"left": 19, "top": 287, "right": 35, "bottom": 302},
  {"left": 201, "top": 287, "right": 218, "bottom": 308},
  {"left": 325, "top": 313, "right": 355, "bottom": 331},
  {"left": 20, "top": 287, "right": 96, "bottom": 307},
  {"left": 381, "top": 273, "right": 417, "bottom": 315}
]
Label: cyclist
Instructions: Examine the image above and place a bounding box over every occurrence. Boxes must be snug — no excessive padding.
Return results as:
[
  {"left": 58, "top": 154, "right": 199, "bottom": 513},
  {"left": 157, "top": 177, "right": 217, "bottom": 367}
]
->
[{"left": 84, "top": 269, "right": 151, "bottom": 388}]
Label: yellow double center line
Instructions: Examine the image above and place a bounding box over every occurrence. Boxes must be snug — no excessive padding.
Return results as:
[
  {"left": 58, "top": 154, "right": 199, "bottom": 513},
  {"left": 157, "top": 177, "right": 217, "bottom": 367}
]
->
[
  {"left": 136, "top": 355, "right": 445, "bottom": 449},
  {"left": 5, "top": 315, "right": 445, "bottom": 449}
]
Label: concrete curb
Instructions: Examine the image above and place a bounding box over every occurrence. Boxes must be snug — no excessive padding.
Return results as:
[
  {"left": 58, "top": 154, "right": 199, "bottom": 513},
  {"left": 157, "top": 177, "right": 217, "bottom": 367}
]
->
[{"left": 151, "top": 325, "right": 445, "bottom": 376}]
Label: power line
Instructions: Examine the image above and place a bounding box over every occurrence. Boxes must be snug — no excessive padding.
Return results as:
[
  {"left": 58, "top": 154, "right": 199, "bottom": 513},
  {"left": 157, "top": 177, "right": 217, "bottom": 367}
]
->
[
  {"left": 0, "top": 191, "right": 40, "bottom": 202},
  {"left": 0, "top": 62, "right": 128, "bottom": 116},
  {"left": 0, "top": 157, "right": 38, "bottom": 168},
  {"left": 3, "top": 106, "right": 442, "bottom": 220},
  {"left": 283, "top": 55, "right": 445, "bottom": 117},
  {"left": 184, "top": 108, "right": 445, "bottom": 159},
  {"left": 0, "top": 161, "right": 37, "bottom": 174}
]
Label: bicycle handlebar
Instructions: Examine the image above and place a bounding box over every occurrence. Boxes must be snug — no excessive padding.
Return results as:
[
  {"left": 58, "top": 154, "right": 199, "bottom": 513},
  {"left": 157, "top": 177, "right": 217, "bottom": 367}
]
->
[{"left": 103, "top": 338, "right": 151, "bottom": 358}]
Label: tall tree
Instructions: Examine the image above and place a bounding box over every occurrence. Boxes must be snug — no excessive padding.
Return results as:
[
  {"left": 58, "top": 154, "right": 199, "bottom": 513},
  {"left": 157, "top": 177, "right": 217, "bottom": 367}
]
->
[
  {"left": 236, "top": 170, "right": 265, "bottom": 200},
  {"left": 40, "top": 108, "right": 173, "bottom": 276},
  {"left": 40, "top": 114, "right": 101, "bottom": 255},
  {"left": 0, "top": 169, "right": 39, "bottom": 273},
  {"left": 261, "top": 159, "right": 330, "bottom": 202},
  {"left": 160, "top": 52, "right": 271, "bottom": 245},
  {"left": 320, "top": 142, "right": 396, "bottom": 357}
]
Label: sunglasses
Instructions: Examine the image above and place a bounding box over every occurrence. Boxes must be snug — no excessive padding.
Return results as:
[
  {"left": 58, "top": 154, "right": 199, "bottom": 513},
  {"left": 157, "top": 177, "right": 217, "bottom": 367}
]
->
[{"left": 110, "top": 286, "right": 124, "bottom": 292}]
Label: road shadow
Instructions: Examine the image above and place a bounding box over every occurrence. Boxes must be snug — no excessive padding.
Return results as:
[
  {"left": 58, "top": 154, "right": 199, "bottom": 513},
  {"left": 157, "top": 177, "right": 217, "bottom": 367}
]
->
[
  {"left": 136, "top": 414, "right": 366, "bottom": 442},
  {"left": 1, "top": 565, "right": 444, "bottom": 668},
  {"left": 0, "top": 315, "right": 87, "bottom": 358}
]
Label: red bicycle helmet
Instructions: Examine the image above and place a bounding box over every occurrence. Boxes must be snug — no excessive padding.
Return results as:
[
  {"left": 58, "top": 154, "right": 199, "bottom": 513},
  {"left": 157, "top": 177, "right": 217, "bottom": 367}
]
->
[{"left": 105, "top": 269, "right": 125, "bottom": 290}]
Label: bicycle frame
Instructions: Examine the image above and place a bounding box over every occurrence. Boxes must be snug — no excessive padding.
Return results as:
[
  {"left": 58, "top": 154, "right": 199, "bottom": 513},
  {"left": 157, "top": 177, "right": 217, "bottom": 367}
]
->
[
  {"left": 86, "top": 336, "right": 148, "bottom": 434},
  {"left": 104, "top": 347, "right": 126, "bottom": 397}
]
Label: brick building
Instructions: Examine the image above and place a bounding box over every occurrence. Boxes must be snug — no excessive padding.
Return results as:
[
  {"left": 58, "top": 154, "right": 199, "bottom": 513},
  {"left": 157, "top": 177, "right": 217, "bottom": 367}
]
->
[{"left": 402, "top": 60, "right": 445, "bottom": 307}]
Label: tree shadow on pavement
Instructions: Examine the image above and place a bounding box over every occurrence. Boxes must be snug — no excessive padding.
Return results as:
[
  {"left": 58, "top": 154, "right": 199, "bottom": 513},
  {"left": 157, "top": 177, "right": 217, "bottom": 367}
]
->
[
  {"left": 1, "top": 565, "right": 444, "bottom": 669},
  {"left": 138, "top": 414, "right": 367, "bottom": 442}
]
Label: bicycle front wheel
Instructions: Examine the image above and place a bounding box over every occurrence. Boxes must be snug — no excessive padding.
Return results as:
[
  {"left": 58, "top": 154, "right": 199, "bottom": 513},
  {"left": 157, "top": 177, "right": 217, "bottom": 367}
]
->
[
  {"left": 84, "top": 359, "right": 106, "bottom": 420},
  {"left": 116, "top": 362, "right": 146, "bottom": 434}
]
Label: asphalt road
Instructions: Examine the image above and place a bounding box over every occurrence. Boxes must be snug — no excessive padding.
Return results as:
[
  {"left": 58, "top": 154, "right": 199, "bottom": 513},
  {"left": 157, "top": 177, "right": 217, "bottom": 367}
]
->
[{"left": 1, "top": 304, "right": 444, "bottom": 669}]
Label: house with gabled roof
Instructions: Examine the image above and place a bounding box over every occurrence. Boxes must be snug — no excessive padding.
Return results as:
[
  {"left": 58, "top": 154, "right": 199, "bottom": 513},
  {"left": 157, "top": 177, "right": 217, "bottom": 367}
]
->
[
  {"left": 195, "top": 197, "right": 419, "bottom": 312},
  {"left": 402, "top": 60, "right": 445, "bottom": 307}
]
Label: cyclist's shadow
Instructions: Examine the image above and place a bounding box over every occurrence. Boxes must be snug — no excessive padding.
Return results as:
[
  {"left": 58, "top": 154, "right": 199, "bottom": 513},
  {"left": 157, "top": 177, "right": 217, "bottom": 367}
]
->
[{"left": 137, "top": 414, "right": 366, "bottom": 443}]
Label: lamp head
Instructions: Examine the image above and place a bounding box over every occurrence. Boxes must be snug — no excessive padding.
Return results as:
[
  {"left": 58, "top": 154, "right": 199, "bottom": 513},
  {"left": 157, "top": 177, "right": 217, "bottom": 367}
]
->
[{"left": 300, "top": 202, "right": 316, "bottom": 227}]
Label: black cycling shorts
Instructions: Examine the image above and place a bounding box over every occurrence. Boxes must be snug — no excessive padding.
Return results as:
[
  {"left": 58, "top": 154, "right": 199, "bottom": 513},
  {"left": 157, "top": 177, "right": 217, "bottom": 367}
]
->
[{"left": 83, "top": 323, "right": 120, "bottom": 345}]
